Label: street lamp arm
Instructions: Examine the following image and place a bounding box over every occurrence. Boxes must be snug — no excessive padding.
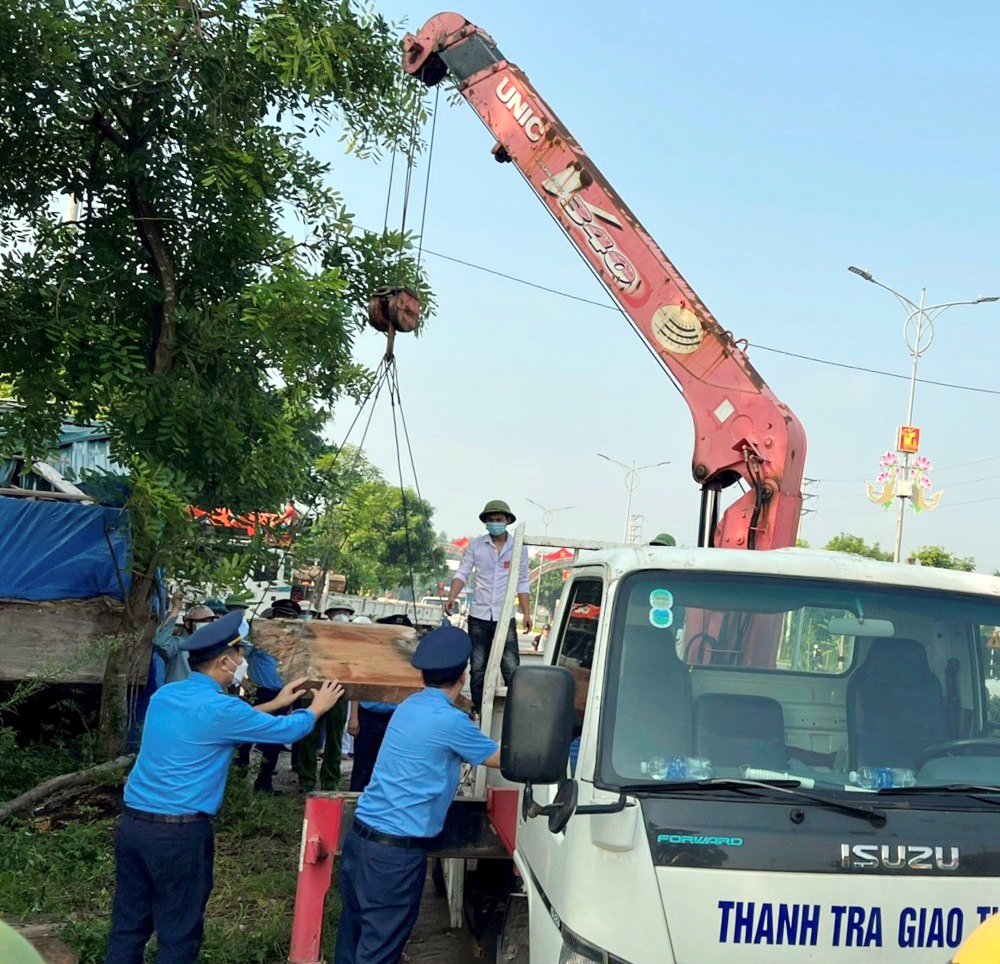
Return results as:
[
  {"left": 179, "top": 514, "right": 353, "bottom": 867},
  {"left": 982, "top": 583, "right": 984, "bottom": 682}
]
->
[
  {"left": 847, "top": 267, "right": 919, "bottom": 312},
  {"left": 597, "top": 452, "right": 631, "bottom": 472},
  {"left": 923, "top": 298, "right": 998, "bottom": 319},
  {"left": 637, "top": 460, "right": 672, "bottom": 471}
]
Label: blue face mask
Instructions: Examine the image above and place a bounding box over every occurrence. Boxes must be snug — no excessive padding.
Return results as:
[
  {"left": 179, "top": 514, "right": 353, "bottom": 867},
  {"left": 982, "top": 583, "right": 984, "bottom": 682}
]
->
[{"left": 485, "top": 521, "right": 508, "bottom": 536}]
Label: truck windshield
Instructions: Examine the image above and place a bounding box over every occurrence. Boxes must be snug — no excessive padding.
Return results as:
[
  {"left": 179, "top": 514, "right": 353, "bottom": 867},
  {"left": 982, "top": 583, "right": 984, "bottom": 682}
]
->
[{"left": 595, "top": 570, "right": 1000, "bottom": 794}]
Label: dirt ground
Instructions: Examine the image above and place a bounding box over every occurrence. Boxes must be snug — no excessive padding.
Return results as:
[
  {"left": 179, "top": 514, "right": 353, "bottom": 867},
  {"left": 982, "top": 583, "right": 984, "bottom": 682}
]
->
[{"left": 403, "top": 874, "right": 481, "bottom": 964}]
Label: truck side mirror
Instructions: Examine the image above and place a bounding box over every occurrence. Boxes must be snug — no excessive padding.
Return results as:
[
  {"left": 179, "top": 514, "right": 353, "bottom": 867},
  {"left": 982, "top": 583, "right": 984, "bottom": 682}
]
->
[
  {"left": 501, "top": 666, "right": 578, "bottom": 833},
  {"left": 501, "top": 665, "right": 575, "bottom": 783}
]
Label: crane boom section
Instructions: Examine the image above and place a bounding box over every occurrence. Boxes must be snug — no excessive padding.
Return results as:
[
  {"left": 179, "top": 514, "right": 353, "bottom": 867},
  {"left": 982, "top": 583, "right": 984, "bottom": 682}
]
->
[{"left": 403, "top": 13, "right": 806, "bottom": 550}]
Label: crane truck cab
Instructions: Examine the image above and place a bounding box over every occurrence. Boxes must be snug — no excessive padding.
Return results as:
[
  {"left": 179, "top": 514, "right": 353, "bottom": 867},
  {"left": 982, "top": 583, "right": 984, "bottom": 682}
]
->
[{"left": 500, "top": 546, "right": 1000, "bottom": 963}]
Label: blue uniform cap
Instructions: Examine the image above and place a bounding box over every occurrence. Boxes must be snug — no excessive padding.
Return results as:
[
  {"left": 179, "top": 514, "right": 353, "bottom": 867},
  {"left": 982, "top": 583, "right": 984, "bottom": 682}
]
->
[
  {"left": 179, "top": 609, "right": 244, "bottom": 655},
  {"left": 411, "top": 623, "right": 472, "bottom": 670}
]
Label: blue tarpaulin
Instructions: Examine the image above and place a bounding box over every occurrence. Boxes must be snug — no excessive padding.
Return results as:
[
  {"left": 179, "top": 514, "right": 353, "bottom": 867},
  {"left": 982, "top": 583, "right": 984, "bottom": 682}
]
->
[{"left": 0, "top": 497, "right": 131, "bottom": 600}]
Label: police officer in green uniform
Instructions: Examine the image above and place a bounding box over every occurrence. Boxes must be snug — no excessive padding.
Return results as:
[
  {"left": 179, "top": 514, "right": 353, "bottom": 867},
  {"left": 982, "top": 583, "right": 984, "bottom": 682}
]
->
[
  {"left": 334, "top": 623, "right": 501, "bottom": 964},
  {"left": 105, "top": 610, "right": 344, "bottom": 964}
]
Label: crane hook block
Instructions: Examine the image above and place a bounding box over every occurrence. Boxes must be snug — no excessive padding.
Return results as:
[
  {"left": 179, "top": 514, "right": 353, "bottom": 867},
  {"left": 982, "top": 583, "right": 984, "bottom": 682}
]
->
[{"left": 368, "top": 287, "right": 421, "bottom": 334}]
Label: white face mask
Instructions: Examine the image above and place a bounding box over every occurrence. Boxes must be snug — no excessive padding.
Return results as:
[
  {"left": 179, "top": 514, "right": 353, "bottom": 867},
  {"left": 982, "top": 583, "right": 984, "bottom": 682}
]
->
[{"left": 228, "top": 655, "right": 249, "bottom": 686}]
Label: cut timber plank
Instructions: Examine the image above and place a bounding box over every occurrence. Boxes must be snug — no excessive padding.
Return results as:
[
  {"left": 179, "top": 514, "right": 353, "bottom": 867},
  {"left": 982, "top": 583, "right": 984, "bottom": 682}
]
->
[
  {"left": 0, "top": 597, "right": 149, "bottom": 684},
  {"left": 251, "top": 618, "right": 427, "bottom": 704}
]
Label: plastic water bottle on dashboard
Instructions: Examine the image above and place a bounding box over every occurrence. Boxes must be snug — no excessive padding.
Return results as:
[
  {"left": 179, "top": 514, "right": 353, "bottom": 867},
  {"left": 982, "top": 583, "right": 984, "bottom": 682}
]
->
[
  {"left": 641, "top": 757, "right": 713, "bottom": 780},
  {"left": 640, "top": 757, "right": 667, "bottom": 780},
  {"left": 851, "top": 766, "right": 916, "bottom": 789}
]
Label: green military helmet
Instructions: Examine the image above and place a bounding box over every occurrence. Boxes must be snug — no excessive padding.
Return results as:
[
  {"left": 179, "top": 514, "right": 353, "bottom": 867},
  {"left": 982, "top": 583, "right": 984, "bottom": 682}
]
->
[
  {"left": 324, "top": 596, "right": 356, "bottom": 618},
  {"left": 479, "top": 499, "right": 515, "bottom": 524},
  {"left": 650, "top": 532, "right": 676, "bottom": 547}
]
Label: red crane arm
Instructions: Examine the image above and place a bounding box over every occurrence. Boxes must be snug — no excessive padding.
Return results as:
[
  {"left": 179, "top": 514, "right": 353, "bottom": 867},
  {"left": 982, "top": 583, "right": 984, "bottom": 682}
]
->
[{"left": 403, "top": 14, "right": 806, "bottom": 550}]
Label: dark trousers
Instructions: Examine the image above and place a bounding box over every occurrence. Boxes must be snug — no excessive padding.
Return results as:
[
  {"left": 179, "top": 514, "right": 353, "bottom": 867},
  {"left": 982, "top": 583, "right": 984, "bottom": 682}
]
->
[
  {"left": 105, "top": 812, "right": 214, "bottom": 964},
  {"left": 333, "top": 830, "right": 426, "bottom": 964},
  {"left": 296, "top": 697, "right": 347, "bottom": 792},
  {"left": 467, "top": 615, "right": 520, "bottom": 713},
  {"left": 235, "top": 686, "right": 282, "bottom": 789},
  {"left": 349, "top": 707, "right": 394, "bottom": 792}
]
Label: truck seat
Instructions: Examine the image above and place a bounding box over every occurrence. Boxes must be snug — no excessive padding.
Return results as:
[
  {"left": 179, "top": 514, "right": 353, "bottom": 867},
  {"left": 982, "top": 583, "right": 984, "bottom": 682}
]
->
[
  {"left": 693, "top": 693, "right": 788, "bottom": 770},
  {"left": 610, "top": 628, "right": 692, "bottom": 776},
  {"left": 846, "top": 638, "right": 946, "bottom": 770}
]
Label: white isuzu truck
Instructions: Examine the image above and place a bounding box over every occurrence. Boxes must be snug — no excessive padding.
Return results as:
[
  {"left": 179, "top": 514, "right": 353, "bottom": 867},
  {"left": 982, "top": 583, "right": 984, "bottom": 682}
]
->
[{"left": 498, "top": 544, "right": 1000, "bottom": 962}]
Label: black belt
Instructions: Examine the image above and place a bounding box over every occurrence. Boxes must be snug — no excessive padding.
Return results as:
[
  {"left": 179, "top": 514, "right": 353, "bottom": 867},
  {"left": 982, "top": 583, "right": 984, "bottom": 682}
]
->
[
  {"left": 123, "top": 805, "right": 212, "bottom": 824},
  {"left": 353, "top": 820, "right": 430, "bottom": 849}
]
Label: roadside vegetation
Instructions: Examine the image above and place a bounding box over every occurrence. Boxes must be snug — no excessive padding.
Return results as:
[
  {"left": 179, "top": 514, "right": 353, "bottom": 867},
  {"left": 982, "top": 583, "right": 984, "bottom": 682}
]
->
[{"left": 0, "top": 722, "right": 335, "bottom": 963}]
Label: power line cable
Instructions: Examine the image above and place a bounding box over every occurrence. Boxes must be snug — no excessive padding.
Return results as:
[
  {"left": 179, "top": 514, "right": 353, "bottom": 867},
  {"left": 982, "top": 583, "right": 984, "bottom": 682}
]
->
[
  {"left": 804, "top": 456, "right": 1000, "bottom": 486},
  {"left": 421, "top": 247, "right": 620, "bottom": 310},
  {"left": 938, "top": 494, "right": 1000, "bottom": 508},
  {"left": 751, "top": 344, "right": 1000, "bottom": 397},
  {"left": 413, "top": 243, "right": 1000, "bottom": 398}
]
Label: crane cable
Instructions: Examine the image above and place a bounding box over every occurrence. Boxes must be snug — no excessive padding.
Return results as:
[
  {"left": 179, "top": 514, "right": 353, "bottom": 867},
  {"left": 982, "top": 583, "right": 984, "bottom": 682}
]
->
[
  {"left": 374, "top": 86, "right": 440, "bottom": 619},
  {"left": 247, "top": 360, "right": 393, "bottom": 618}
]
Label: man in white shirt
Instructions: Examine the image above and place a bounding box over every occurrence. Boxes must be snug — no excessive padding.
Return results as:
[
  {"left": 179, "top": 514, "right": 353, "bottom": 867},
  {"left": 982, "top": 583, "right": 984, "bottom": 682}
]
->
[{"left": 446, "top": 499, "right": 531, "bottom": 714}]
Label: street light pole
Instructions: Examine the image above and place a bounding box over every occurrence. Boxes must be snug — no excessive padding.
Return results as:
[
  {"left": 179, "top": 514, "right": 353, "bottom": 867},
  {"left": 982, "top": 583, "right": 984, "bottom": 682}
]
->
[
  {"left": 848, "top": 267, "right": 998, "bottom": 562},
  {"left": 597, "top": 453, "right": 670, "bottom": 543},
  {"left": 525, "top": 498, "right": 572, "bottom": 625}
]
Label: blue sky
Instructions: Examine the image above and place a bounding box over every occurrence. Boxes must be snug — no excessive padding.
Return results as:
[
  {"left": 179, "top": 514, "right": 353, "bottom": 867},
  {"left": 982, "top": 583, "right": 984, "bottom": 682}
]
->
[{"left": 311, "top": 1, "right": 1000, "bottom": 571}]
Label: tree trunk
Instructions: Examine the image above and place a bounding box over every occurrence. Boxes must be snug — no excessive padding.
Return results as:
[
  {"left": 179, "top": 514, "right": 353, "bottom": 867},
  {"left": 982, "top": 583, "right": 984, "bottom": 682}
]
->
[
  {"left": 310, "top": 567, "right": 328, "bottom": 612},
  {"left": 97, "top": 564, "right": 157, "bottom": 759},
  {"left": 0, "top": 754, "right": 135, "bottom": 823}
]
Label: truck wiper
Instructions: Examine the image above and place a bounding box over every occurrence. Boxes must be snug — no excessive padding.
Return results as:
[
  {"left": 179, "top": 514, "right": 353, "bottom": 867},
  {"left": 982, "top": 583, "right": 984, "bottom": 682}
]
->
[
  {"left": 876, "top": 784, "right": 1000, "bottom": 805},
  {"left": 619, "top": 777, "right": 886, "bottom": 827}
]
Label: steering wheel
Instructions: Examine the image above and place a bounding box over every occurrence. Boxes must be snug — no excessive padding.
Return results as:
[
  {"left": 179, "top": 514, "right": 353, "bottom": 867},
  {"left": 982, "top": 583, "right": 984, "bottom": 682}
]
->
[
  {"left": 683, "top": 632, "right": 719, "bottom": 664},
  {"left": 915, "top": 738, "right": 1000, "bottom": 771}
]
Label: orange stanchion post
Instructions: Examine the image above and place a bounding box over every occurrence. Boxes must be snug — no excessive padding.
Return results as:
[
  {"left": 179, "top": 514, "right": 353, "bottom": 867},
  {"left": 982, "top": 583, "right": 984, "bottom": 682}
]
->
[{"left": 288, "top": 794, "right": 343, "bottom": 964}]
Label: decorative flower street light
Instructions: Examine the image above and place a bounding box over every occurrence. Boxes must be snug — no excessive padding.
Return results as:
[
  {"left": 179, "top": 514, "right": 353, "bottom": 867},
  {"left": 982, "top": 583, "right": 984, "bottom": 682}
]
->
[{"left": 849, "top": 266, "right": 997, "bottom": 562}]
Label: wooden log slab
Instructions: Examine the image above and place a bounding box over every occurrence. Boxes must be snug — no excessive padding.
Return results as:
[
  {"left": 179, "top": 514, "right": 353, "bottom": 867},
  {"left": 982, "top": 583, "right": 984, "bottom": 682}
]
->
[
  {"left": 251, "top": 618, "right": 428, "bottom": 704},
  {"left": 0, "top": 597, "right": 149, "bottom": 684}
]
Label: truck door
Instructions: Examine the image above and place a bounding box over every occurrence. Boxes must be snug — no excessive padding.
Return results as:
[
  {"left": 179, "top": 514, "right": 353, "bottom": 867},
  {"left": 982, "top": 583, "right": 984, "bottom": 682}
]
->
[{"left": 515, "top": 572, "right": 606, "bottom": 960}]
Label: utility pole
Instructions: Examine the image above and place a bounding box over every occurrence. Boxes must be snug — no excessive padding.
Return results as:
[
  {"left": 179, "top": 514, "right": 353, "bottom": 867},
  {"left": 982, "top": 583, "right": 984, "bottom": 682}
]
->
[
  {"left": 596, "top": 454, "right": 670, "bottom": 544},
  {"left": 525, "top": 498, "right": 572, "bottom": 624}
]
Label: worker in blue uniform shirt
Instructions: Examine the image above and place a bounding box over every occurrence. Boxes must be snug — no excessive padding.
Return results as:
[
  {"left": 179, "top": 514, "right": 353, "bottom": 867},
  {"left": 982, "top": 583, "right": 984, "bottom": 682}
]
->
[
  {"left": 333, "top": 622, "right": 501, "bottom": 964},
  {"left": 347, "top": 614, "right": 412, "bottom": 792},
  {"left": 105, "top": 609, "right": 344, "bottom": 964}
]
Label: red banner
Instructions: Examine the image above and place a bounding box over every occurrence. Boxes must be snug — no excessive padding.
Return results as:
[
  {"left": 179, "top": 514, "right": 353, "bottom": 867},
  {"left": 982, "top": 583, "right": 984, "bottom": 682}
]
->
[
  {"left": 189, "top": 501, "right": 297, "bottom": 539},
  {"left": 543, "top": 547, "right": 573, "bottom": 561}
]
